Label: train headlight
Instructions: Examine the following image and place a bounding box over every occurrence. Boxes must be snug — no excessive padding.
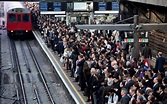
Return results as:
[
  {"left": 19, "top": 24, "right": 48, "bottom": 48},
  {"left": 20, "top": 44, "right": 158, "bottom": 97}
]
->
[
  {"left": 26, "top": 30, "right": 28, "bottom": 32},
  {"left": 11, "top": 30, "right": 13, "bottom": 32}
]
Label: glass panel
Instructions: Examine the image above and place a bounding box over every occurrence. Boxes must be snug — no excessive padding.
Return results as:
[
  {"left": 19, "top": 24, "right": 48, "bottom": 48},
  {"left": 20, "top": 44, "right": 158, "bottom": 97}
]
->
[
  {"left": 9, "top": 14, "right": 16, "bottom": 22},
  {"left": 23, "top": 14, "right": 30, "bottom": 22}
]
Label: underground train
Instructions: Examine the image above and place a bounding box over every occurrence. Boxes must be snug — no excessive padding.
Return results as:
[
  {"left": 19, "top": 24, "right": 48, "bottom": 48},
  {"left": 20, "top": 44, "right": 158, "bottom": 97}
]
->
[{"left": 4, "top": 1, "right": 32, "bottom": 37}]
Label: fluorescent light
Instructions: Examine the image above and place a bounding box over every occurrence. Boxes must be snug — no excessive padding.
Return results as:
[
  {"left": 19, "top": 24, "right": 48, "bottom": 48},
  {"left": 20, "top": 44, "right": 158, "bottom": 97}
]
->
[
  {"left": 40, "top": 11, "right": 65, "bottom": 15},
  {"left": 54, "top": 15, "right": 66, "bottom": 17},
  {"left": 94, "top": 11, "right": 119, "bottom": 14}
]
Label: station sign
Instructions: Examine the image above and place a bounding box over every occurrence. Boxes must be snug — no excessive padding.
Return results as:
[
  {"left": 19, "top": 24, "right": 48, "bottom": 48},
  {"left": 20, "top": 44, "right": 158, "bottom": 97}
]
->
[
  {"left": 53, "top": 2, "right": 61, "bottom": 11},
  {"left": 93, "top": 1, "right": 119, "bottom": 14},
  {"left": 94, "top": 2, "right": 119, "bottom": 11},
  {"left": 74, "top": 2, "right": 87, "bottom": 11},
  {"left": 139, "top": 38, "right": 148, "bottom": 42},
  {"left": 112, "top": 2, "right": 119, "bottom": 10},
  {"left": 124, "top": 38, "right": 148, "bottom": 43},
  {"left": 124, "top": 38, "right": 134, "bottom": 43},
  {"left": 39, "top": 2, "right": 48, "bottom": 11},
  {"left": 39, "top": 1, "right": 66, "bottom": 14},
  {"left": 98, "top": 2, "right": 106, "bottom": 11},
  {"left": 73, "top": 2, "right": 93, "bottom": 12}
]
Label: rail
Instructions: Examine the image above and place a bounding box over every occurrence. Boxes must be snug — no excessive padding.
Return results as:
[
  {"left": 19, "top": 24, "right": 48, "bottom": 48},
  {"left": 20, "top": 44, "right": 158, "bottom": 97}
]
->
[
  {"left": 32, "top": 83, "right": 42, "bottom": 104},
  {"left": 26, "top": 41, "right": 55, "bottom": 104},
  {"left": 10, "top": 39, "right": 27, "bottom": 104}
]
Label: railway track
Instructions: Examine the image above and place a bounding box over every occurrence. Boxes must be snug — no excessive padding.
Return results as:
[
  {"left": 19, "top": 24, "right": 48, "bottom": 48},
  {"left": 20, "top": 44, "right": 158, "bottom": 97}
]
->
[
  {"left": 26, "top": 41, "right": 55, "bottom": 104},
  {"left": 10, "top": 39, "right": 27, "bottom": 104},
  {"left": 6, "top": 38, "right": 72, "bottom": 104}
]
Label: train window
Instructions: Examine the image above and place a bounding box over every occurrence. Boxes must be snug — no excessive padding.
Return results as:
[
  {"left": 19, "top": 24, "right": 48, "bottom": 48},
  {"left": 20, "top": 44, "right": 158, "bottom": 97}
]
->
[
  {"left": 9, "top": 14, "right": 16, "bottom": 22},
  {"left": 23, "top": 14, "right": 30, "bottom": 22},
  {"left": 18, "top": 14, "right": 21, "bottom": 21}
]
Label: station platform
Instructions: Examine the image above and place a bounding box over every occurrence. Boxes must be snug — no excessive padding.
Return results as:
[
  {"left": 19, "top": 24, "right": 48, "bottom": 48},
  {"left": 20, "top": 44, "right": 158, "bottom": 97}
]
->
[{"left": 32, "top": 30, "right": 89, "bottom": 104}]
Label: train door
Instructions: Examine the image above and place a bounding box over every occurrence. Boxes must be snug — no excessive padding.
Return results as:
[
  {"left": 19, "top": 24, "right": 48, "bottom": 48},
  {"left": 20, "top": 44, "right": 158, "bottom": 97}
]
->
[
  {"left": 17, "top": 14, "right": 22, "bottom": 30},
  {"left": 22, "top": 13, "right": 32, "bottom": 31}
]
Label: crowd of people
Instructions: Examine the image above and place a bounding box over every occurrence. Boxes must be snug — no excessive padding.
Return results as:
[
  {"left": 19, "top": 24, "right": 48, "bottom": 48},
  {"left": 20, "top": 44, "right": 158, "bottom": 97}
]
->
[{"left": 26, "top": 2, "right": 167, "bottom": 104}]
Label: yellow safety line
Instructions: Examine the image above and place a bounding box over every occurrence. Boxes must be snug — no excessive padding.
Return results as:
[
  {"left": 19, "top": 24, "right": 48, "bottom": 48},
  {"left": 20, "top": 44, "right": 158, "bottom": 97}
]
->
[{"left": 34, "top": 31, "right": 86, "bottom": 104}]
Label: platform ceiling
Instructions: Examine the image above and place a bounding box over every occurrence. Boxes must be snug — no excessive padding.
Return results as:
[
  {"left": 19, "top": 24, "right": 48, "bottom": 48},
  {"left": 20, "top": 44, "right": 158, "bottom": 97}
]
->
[{"left": 127, "top": 0, "right": 167, "bottom": 7}]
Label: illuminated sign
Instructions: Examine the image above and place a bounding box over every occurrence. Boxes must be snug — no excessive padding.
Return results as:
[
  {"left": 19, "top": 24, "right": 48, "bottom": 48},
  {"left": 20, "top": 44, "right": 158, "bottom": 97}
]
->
[
  {"left": 39, "top": 2, "right": 48, "bottom": 11},
  {"left": 112, "top": 2, "right": 119, "bottom": 10},
  {"left": 74, "top": 2, "right": 87, "bottom": 11},
  {"left": 53, "top": 2, "right": 61, "bottom": 11},
  {"left": 39, "top": 2, "right": 66, "bottom": 14},
  {"left": 98, "top": 2, "right": 106, "bottom": 11}
]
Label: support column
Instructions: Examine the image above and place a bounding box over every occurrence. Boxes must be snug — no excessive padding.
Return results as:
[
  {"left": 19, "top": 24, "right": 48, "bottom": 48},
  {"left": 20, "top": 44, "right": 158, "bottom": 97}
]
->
[
  {"left": 66, "top": 12, "right": 70, "bottom": 26},
  {"left": 89, "top": 12, "right": 94, "bottom": 25},
  {"left": 133, "top": 15, "right": 139, "bottom": 60}
]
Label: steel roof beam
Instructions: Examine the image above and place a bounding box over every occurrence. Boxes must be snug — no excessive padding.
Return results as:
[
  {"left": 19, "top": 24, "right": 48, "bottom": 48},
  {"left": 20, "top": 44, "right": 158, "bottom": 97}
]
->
[
  {"left": 140, "top": 23, "right": 167, "bottom": 31},
  {"left": 75, "top": 23, "right": 167, "bottom": 31},
  {"left": 75, "top": 24, "right": 133, "bottom": 31}
]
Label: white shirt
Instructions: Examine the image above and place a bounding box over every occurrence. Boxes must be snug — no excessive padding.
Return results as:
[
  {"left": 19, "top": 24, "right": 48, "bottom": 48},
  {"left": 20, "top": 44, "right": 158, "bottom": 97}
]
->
[{"left": 108, "top": 93, "right": 118, "bottom": 104}]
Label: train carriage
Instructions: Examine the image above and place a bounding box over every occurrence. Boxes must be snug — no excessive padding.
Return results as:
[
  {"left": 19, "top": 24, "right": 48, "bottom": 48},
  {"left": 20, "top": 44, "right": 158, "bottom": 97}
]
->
[{"left": 4, "top": 1, "right": 32, "bottom": 37}]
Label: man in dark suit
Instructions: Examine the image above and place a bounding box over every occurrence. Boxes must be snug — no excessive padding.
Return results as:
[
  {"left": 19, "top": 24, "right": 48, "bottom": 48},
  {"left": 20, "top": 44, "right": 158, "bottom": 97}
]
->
[
  {"left": 153, "top": 77, "right": 159, "bottom": 92},
  {"left": 157, "top": 84, "right": 165, "bottom": 101},
  {"left": 88, "top": 68, "right": 100, "bottom": 103},
  {"left": 125, "top": 74, "right": 134, "bottom": 91},
  {"left": 162, "top": 77, "right": 167, "bottom": 88},
  {"left": 118, "top": 88, "right": 130, "bottom": 104},
  {"left": 141, "top": 43, "right": 152, "bottom": 59},
  {"left": 155, "top": 52, "right": 166, "bottom": 73},
  {"left": 77, "top": 54, "right": 86, "bottom": 91}
]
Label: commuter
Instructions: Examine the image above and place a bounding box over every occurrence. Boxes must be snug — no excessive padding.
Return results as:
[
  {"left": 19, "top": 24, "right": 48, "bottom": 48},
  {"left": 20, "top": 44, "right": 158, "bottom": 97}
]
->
[
  {"left": 83, "top": 61, "right": 91, "bottom": 96},
  {"left": 146, "top": 95, "right": 155, "bottom": 104},
  {"left": 118, "top": 88, "right": 130, "bottom": 104},
  {"left": 141, "top": 43, "right": 152, "bottom": 59},
  {"left": 88, "top": 68, "right": 100, "bottom": 103},
  {"left": 107, "top": 89, "right": 119, "bottom": 104},
  {"left": 129, "top": 88, "right": 137, "bottom": 104},
  {"left": 136, "top": 95, "right": 146, "bottom": 104},
  {"left": 155, "top": 52, "right": 166, "bottom": 73},
  {"left": 77, "top": 54, "right": 86, "bottom": 91},
  {"left": 136, "top": 89, "right": 147, "bottom": 101},
  {"left": 156, "top": 84, "right": 165, "bottom": 101},
  {"left": 124, "top": 74, "right": 135, "bottom": 91},
  {"left": 153, "top": 77, "right": 160, "bottom": 92}
]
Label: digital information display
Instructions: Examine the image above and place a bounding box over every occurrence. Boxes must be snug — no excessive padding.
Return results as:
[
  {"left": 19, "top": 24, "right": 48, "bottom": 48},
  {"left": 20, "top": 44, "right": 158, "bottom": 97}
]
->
[
  {"left": 53, "top": 2, "right": 61, "bottom": 11},
  {"left": 94, "top": 2, "right": 119, "bottom": 14},
  {"left": 74, "top": 2, "right": 87, "bottom": 11},
  {"left": 112, "top": 2, "right": 119, "bottom": 10},
  {"left": 98, "top": 2, "right": 106, "bottom": 11},
  {"left": 39, "top": 2, "right": 65, "bottom": 14},
  {"left": 39, "top": 2, "right": 48, "bottom": 11}
]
